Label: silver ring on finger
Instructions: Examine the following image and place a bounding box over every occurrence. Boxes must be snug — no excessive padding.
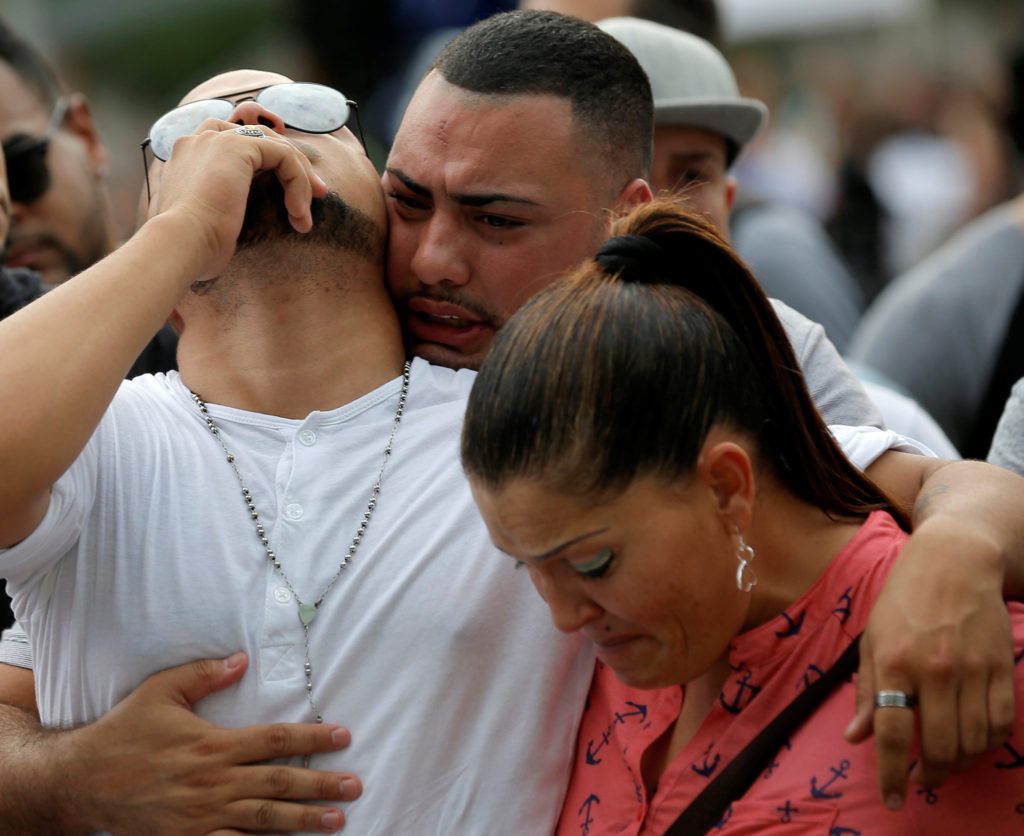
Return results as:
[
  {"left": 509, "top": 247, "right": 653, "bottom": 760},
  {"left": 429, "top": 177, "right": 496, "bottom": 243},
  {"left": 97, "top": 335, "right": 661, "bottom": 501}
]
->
[
  {"left": 874, "top": 689, "right": 917, "bottom": 709},
  {"left": 235, "top": 125, "right": 265, "bottom": 138}
]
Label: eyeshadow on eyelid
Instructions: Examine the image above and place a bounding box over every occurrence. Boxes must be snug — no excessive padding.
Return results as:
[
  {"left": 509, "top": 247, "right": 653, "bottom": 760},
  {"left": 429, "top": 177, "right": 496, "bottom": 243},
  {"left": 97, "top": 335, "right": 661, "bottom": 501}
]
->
[{"left": 574, "top": 547, "right": 613, "bottom": 574}]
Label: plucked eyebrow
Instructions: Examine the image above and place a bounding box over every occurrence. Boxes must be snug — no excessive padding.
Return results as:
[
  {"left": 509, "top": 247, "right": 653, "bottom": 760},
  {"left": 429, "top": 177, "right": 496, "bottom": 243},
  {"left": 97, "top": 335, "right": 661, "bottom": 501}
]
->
[
  {"left": 387, "top": 166, "right": 540, "bottom": 208},
  {"left": 497, "top": 527, "right": 610, "bottom": 562}
]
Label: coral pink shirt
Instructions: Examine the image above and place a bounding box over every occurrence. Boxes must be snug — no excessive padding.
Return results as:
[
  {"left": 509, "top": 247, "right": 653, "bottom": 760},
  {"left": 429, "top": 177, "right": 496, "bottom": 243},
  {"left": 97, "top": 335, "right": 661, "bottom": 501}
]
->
[{"left": 558, "top": 512, "right": 1024, "bottom": 834}]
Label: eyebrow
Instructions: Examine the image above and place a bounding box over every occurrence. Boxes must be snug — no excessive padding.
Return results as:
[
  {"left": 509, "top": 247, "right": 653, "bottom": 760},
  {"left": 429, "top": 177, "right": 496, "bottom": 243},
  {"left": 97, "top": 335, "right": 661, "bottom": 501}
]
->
[
  {"left": 497, "top": 527, "right": 610, "bottom": 563},
  {"left": 386, "top": 167, "right": 541, "bottom": 208}
]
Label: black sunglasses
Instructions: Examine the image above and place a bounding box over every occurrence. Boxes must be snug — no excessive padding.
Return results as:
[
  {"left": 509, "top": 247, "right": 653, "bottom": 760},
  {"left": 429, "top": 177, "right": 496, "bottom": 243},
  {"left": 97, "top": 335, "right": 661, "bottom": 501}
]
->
[
  {"left": 2, "top": 96, "right": 69, "bottom": 204},
  {"left": 140, "top": 82, "right": 364, "bottom": 199}
]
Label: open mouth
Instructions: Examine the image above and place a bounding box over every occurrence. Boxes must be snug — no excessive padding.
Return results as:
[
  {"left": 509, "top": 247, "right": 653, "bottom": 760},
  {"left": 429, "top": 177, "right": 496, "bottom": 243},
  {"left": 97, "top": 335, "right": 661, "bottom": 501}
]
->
[
  {"left": 415, "top": 310, "right": 477, "bottom": 328},
  {"left": 403, "top": 297, "right": 493, "bottom": 351}
]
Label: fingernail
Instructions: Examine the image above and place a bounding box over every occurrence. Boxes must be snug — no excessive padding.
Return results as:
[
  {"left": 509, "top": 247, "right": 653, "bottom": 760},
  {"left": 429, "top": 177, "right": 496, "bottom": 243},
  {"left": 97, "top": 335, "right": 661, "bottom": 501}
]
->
[
  {"left": 223, "top": 652, "right": 245, "bottom": 670},
  {"left": 885, "top": 793, "right": 904, "bottom": 811},
  {"left": 321, "top": 810, "right": 342, "bottom": 831},
  {"left": 341, "top": 777, "right": 360, "bottom": 797},
  {"left": 331, "top": 727, "right": 351, "bottom": 747}
]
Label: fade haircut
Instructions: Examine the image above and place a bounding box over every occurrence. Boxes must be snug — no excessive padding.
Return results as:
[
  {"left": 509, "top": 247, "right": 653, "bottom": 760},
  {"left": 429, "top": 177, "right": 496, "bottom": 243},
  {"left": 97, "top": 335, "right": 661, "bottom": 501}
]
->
[
  {"left": 430, "top": 10, "right": 653, "bottom": 186},
  {"left": 0, "top": 15, "right": 64, "bottom": 110}
]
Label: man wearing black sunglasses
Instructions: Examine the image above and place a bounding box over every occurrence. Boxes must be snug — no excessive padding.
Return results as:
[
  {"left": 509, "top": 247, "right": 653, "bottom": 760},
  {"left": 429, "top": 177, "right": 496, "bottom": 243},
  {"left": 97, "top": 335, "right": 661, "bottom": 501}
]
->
[
  {"left": 0, "top": 18, "right": 121, "bottom": 288},
  {"left": 0, "top": 151, "right": 45, "bottom": 320}
]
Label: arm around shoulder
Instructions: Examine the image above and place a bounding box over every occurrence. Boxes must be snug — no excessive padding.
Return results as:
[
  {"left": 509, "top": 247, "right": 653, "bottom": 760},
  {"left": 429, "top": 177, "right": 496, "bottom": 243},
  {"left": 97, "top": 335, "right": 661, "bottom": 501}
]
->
[
  {"left": 867, "top": 452, "right": 1024, "bottom": 598},
  {"left": 851, "top": 451, "right": 1024, "bottom": 808}
]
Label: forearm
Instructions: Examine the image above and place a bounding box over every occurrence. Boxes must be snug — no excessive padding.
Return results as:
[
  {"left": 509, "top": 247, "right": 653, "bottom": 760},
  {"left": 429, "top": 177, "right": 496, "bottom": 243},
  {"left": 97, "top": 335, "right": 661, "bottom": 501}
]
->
[
  {"left": 0, "top": 705, "right": 87, "bottom": 834},
  {"left": 0, "top": 213, "right": 202, "bottom": 543},
  {"left": 854, "top": 453, "right": 1021, "bottom": 802},
  {"left": 868, "top": 452, "right": 1024, "bottom": 599},
  {"left": 912, "top": 459, "right": 1024, "bottom": 600}
]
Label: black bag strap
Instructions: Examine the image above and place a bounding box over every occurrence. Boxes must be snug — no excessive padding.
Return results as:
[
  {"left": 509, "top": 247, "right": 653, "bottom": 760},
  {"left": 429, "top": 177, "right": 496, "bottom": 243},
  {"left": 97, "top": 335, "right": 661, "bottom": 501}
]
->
[
  {"left": 963, "top": 274, "right": 1024, "bottom": 459},
  {"left": 664, "top": 634, "right": 862, "bottom": 835}
]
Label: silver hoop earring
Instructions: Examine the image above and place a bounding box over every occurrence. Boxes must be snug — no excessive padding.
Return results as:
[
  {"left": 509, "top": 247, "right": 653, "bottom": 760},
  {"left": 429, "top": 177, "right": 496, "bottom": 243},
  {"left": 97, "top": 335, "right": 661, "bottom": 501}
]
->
[{"left": 735, "top": 533, "right": 757, "bottom": 592}]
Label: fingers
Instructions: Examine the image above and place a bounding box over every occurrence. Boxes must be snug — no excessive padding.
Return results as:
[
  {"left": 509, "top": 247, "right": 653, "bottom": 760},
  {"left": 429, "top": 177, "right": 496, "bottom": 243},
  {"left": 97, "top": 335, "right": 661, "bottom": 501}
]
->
[
  {"left": 226, "top": 720, "right": 354, "bottom": 765},
  {"left": 229, "top": 764, "right": 362, "bottom": 803},
  {"left": 986, "top": 662, "right": 1016, "bottom": 751},
  {"left": 141, "top": 653, "right": 249, "bottom": 708},
  {"left": 195, "top": 119, "right": 326, "bottom": 233},
  {"left": 206, "top": 766, "right": 361, "bottom": 834},
  {"left": 870, "top": 683, "right": 917, "bottom": 810},
  {"left": 152, "top": 119, "right": 327, "bottom": 262},
  {"left": 845, "top": 649, "right": 877, "bottom": 744},
  {"left": 955, "top": 652, "right": 991, "bottom": 760},
  {"left": 220, "top": 798, "right": 349, "bottom": 834}
]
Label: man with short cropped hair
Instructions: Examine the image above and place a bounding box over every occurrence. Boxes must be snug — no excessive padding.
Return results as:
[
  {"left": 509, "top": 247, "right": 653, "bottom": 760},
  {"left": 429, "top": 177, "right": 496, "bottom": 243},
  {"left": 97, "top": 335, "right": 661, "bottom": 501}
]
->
[{"left": 0, "top": 17, "right": 118, "bottom": 286}]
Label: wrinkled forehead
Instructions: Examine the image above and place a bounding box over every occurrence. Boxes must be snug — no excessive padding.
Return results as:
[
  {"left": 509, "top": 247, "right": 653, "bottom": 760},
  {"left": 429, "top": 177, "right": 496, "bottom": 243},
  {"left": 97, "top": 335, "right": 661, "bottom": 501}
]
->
[{"left": 179, "top": 69, "right": 294, "bottom": 105}]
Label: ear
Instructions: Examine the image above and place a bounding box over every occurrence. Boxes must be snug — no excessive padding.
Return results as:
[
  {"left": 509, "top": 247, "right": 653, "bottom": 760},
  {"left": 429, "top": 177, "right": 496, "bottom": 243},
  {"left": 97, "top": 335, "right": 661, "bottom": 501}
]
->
[
  {"left": 696, "top": 438, "right": 755, "bottom": 534},
  {"left": 63, "top": 93, "right": 111, "bottom": 175},
  {"left": 724, "top": 174, "right": 738, "bottom": 213},
  {"left": 611, "top": 177, "right": 653, "bottom": 213}
]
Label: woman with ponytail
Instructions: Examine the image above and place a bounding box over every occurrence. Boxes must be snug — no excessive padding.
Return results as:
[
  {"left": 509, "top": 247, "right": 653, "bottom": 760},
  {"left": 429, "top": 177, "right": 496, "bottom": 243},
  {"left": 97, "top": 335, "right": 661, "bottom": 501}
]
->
[{"left": 462, "top": 197, "right": 1024, "bottom": 835}]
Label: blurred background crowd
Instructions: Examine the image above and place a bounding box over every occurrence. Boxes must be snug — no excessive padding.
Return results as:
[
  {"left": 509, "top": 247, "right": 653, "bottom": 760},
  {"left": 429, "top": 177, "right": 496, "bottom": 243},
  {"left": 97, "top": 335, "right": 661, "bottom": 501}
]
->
[
  {"left": 4, "top": 0, "right": 1021, "bottom": 280},
  {"left": 3, "top": 0, "right": 1024, "bottom": 461}
]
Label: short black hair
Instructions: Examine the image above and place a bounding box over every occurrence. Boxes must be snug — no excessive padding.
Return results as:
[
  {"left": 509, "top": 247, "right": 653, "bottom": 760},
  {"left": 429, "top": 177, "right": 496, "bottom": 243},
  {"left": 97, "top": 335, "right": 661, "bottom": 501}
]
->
[
  {"left": 0, "top": 15, "right": 64, "bottom": 110},
  {"left": 430, "top": 10, "right": 653, "bottom": 185}
]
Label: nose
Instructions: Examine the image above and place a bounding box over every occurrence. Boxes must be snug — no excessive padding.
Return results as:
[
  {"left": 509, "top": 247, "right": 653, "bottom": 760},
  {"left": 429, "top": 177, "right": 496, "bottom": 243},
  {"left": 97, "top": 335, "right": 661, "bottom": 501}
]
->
[
  {"left": 227, "top": 100, "right": 288, "bottom": 135},
  {"left": 530, "top": 569, "right": 603, "bottom": 634},
  {"left": 407, "top": 212, "right": 471, "bottom": 288}
]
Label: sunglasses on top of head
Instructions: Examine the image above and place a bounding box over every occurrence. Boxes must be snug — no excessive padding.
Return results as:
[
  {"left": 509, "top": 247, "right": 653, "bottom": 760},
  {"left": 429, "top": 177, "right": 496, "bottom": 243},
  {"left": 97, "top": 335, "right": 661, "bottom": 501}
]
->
[
  {"left": 2, "top": 96, "right": 70, "bottom": 204},
  {"left": 140, "top": 82, "right": 364, "bottom": 162}
]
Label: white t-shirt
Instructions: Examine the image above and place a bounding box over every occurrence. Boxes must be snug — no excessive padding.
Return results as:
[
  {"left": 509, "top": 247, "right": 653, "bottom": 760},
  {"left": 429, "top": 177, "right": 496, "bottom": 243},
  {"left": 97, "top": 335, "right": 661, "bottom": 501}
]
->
[{"left": 1, "top": 360, "right": 592, "bottom": 835}]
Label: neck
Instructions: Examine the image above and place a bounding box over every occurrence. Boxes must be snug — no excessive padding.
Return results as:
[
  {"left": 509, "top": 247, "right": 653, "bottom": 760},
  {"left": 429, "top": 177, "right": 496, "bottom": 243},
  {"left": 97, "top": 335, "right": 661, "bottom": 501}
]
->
[
  {"left": 646, "top": 497, "right": 864, "bottom": 789},
  {"left": 741, "top": 485, "right": 865, "bottom": 632},
  {"left": 176, "top": 249, "right": 406, "bottom": 417}
]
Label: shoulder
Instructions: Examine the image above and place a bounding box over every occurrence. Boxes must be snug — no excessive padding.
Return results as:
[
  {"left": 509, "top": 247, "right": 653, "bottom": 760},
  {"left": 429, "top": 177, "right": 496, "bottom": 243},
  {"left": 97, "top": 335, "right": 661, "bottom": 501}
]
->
[{"left": 406, "top": 358, "right": 476, "bottom": 409}]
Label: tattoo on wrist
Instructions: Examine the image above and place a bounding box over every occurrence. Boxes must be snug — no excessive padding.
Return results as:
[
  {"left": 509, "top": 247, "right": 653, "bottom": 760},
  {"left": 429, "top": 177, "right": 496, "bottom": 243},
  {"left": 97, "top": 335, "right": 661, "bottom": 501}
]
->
[{"left": 913, "top": 482, "right": 949, "bottom": 520}]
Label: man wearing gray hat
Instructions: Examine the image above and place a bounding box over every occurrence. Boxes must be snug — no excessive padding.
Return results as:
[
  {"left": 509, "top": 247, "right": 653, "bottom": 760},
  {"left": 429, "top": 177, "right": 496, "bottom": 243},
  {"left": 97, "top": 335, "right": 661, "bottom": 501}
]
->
[
  {"left": 597, "top": 16, "right": 867, "bottom": 354},
  {"left": 598, "top": 16, "right": 959, "bottom": 457}
]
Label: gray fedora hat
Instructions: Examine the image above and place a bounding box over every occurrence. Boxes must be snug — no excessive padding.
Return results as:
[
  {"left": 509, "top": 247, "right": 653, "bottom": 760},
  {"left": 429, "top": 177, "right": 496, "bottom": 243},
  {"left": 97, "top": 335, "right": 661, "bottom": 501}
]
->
[{"left": 598, "top": 16, "right": 768, "bottom": 159}]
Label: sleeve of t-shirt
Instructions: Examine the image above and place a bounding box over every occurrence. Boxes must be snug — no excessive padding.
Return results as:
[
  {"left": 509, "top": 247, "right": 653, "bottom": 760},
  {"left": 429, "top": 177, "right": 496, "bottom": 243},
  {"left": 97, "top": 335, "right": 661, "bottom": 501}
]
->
[
  {"left": 830, "top": 424, "right": 935, "bottom": 472},
  {"left": 772, "top": 298, "right": 885, "bottom": 429},
  {"left": 0, "top": 623, "right": 32, "bottom": 669},
  {"left": 0, "top": 424, "right": 100, "bottom": 625},
  {"left": 988, "top": 377, "right": 1024, "bottom": 478}
]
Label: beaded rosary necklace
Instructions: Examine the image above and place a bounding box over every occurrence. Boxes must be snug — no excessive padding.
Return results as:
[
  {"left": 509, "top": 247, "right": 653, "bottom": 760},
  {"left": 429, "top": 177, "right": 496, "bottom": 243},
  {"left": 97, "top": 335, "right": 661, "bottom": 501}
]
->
[{"left": 189, "top": 361, "right": 411, "bottom": 764}]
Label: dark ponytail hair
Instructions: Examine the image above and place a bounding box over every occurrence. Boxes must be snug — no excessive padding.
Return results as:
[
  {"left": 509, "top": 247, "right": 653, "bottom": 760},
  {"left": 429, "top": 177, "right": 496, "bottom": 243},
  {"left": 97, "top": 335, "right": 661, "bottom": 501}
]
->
[{"left": 462, "top": 196, "right": 906, "bottom": 527}]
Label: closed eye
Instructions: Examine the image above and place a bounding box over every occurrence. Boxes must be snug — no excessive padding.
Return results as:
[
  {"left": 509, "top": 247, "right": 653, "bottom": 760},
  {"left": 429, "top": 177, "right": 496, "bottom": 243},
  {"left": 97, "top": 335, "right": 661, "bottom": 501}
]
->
[
  {"left": 571, "top": 547, "right": 614, "bottom": 579},
  {"left": 388, "top": 191, "right": 429, "bottom": 212},
  {"left": 477, "top": 214, "right": 524, "bottom": 229}
]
